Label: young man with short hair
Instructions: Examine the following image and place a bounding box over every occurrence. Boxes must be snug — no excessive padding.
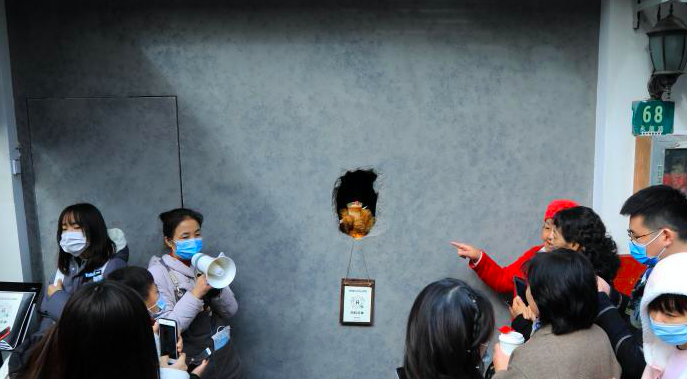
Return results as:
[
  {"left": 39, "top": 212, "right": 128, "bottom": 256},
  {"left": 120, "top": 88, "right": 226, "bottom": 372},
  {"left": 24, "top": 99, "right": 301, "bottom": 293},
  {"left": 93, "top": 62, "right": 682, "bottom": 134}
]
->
[{"left": 595, "top": 185, "right": 687, "bottom": 379}]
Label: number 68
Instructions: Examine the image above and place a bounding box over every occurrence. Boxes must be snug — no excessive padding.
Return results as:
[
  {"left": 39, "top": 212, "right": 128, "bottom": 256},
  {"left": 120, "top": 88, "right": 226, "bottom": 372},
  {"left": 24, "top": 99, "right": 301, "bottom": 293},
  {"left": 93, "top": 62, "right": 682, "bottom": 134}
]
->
[{"left": 643, "top": 105, "right": 664, "bottom": 123}]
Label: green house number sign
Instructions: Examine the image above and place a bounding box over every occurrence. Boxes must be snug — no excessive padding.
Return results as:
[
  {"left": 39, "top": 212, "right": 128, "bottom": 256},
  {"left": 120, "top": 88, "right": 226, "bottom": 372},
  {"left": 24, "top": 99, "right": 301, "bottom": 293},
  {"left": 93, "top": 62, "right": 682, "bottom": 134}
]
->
[{"left": 632, "top": 100, "right": 674, "bottom": 136}]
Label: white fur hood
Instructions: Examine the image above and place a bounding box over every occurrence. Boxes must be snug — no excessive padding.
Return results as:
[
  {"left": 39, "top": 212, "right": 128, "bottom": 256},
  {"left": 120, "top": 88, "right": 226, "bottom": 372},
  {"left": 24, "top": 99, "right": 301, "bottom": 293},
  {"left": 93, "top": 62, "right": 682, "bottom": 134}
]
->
[{"left": 640, "top": 252, "right": 687, "bottom": 370}]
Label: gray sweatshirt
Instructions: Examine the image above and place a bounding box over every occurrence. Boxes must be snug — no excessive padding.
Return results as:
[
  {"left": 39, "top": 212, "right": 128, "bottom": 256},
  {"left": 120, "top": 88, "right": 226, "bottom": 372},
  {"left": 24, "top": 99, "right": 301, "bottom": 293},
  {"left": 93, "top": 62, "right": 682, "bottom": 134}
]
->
[{"left": 148, "top": 254, "right": 238, "bottom": 332}]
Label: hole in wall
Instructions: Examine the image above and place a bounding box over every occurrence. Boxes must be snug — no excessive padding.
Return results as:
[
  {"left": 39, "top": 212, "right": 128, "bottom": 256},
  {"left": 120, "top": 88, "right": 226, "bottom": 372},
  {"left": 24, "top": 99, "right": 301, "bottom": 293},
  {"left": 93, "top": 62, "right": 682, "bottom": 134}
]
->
[{"left": 333, "top": 169, "right": 378, "bottom": 239}]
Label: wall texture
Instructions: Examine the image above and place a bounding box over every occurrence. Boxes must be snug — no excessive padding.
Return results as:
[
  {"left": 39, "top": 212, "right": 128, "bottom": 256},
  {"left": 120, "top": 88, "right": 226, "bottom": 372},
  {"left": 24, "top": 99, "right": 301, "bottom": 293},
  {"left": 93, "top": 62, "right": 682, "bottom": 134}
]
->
[
  {"left": 27, "top": 97, "right": 182, "bottom": 277},
  {"left": 6, "top": 1, "right": 600, "bottom": 378}
]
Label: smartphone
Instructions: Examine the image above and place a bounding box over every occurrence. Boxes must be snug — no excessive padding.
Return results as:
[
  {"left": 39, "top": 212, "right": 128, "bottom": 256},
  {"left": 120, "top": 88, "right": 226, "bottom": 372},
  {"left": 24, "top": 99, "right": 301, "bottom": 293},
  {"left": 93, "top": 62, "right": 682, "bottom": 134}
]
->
[
  {"left": 189, "top": 347, "right": 212, "bottom": 367},
  {"left": 158, "top": 318, "right": 179, "bottom": 362},
  {"left": 513, "top": 277, "right": 529, "bottom": 306}
]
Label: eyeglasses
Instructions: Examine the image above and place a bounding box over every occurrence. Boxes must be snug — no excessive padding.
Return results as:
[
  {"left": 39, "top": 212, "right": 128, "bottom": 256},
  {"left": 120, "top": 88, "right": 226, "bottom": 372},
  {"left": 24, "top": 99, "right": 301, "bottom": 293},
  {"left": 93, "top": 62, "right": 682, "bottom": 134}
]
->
[{"left": 627, "top": 229, "right": 660, "bottom": 242}]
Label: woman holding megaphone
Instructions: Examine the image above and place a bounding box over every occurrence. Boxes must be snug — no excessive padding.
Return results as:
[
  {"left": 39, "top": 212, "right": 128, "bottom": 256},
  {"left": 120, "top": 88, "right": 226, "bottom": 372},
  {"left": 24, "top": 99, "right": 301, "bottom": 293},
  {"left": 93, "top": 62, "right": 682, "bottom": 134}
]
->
[{"left": 148, "top": 208, "right": 244, "bottom": 379}]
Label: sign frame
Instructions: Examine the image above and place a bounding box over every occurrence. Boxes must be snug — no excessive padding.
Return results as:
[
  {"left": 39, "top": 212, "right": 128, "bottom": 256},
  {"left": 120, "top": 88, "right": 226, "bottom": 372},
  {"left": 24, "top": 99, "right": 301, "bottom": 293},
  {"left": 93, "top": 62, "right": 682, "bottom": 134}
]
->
[{"left": 339, "top": 278, "right": 375, "bottom": 326}]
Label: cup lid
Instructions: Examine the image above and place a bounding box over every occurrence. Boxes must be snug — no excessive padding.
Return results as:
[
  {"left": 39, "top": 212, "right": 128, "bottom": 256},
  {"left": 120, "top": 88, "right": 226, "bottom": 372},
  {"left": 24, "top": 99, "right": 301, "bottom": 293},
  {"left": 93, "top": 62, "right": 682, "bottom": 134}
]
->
[{"left": 499, "top": 331, "right": 525, "bottom": 345}]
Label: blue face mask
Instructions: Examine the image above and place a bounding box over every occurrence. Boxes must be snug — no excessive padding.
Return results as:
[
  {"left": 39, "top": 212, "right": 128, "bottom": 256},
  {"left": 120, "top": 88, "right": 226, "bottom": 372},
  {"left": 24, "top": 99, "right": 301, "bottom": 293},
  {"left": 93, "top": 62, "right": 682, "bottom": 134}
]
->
[
  {"left": 212, "top": 326, "right": 230, "bottom": 351},
  {"left": 650, "top": 317, "right": 687, "bottom": 346},
  {"left": 629, "top": 230, "right": 665, "bottom": 266},
  {"left": 480, "top": 349, "right": 492, "bottom": 374},
  {"left": 148, "top": 296, "right": 166, "bottom": 318},
  {"left": 174, "top": 238, "right": 202, "bottom": 260}
]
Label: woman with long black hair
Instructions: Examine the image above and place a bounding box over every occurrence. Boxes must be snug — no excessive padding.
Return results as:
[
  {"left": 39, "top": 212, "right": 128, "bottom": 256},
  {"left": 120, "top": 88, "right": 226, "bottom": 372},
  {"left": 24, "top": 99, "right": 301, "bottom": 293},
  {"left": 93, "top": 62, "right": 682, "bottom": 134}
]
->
[
  {"left": 17, "top": 281, "right": 200, "bottom": 379},
  {"left": 9, "top": 203, "right": 129, "bottom": 374},
  {"left": 41, "top": 203, "right": 130, "bottom": 322},
  {"left": 399, "top": 278, "right": 494, "bottom": 379}
]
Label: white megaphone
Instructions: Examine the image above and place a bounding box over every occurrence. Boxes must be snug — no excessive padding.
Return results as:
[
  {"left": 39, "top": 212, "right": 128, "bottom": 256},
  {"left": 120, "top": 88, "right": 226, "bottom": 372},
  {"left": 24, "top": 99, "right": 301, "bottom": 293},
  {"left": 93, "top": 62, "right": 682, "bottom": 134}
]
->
[{"left": 191, "top": 252, "right": 236, "bottom": 288}]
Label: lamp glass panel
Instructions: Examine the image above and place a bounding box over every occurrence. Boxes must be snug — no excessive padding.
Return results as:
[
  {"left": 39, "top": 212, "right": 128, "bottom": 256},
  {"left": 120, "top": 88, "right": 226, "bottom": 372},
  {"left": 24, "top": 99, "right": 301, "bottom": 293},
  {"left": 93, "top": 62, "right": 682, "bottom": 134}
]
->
[
  {"left": 664, "top": 33, "right": 686, "bottom": 71},
  {"left": 650, "top": 35, "right": 665, "bottom": 72}
]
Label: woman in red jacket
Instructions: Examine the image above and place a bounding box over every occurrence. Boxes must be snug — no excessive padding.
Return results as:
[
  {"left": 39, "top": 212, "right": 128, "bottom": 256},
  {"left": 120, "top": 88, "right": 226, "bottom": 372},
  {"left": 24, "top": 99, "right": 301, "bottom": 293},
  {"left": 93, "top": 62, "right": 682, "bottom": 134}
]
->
[{"left": 451, "top": 199, "right": 578, "bottom": 294}]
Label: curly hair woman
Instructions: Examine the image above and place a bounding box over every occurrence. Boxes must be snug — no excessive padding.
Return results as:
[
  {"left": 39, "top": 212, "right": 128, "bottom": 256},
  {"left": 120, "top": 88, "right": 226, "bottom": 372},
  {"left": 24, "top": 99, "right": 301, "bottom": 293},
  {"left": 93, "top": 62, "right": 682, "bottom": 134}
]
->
[
  {"left": 551, "top": 206, "right": 620, "bottom": 284},
  {"left": 508, "top": 206, "right": 624, "bottom": 344}
]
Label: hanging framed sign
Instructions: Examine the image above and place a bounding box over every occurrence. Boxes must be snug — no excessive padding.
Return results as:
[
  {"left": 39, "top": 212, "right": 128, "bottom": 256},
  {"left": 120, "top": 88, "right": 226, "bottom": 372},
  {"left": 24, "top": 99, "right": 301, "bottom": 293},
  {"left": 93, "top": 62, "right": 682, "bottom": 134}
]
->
[{"left": 340, "top": 278, "right": 375, "bottom": 326}]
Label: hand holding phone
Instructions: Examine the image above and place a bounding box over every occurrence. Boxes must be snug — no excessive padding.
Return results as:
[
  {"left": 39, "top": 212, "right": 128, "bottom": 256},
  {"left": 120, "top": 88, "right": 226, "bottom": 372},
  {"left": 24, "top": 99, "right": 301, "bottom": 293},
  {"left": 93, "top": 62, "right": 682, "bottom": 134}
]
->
[
  {"left": 160, "top": 353, "right": 187, "bottom": 371},
  {"left": 189, "top": 347, "right": 212, "bottom": 366},
  {"left": 158, "top": 318, "right": 179, "bottom": 362},
  {"left": 513, "top": 277, "right": 528, "bottom": 306},
  {"left": 191, "top": 357, "right": 210, "bottom": 377},
  {"left": 509, "top": 295, "right": 530, "bottom": 320}
]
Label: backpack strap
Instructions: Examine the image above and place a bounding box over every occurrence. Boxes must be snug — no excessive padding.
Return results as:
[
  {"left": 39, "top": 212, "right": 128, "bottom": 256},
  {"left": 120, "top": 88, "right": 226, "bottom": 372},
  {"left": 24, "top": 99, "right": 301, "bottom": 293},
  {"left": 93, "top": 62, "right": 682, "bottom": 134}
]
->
[{"left": 159, "top": 258, "right": 185, "bottom": 301}]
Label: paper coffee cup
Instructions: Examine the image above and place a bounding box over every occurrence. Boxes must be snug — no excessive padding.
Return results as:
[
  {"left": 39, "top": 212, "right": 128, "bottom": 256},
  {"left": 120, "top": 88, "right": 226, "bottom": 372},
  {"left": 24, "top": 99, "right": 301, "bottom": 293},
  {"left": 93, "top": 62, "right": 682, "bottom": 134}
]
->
[
  {"left": 159, "top": 368, "right": 189, "bottom": 379},
  {"left": 499, "top": 331, "right": 525, "bottom": 356}
]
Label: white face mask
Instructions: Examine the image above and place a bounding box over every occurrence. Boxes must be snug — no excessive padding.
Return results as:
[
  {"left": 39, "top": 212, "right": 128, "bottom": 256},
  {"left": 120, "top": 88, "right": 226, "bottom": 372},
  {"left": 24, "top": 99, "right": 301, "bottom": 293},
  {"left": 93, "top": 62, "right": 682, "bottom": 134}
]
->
[{"left": 60, "top": 230, "right": 88, "bottom": 256}]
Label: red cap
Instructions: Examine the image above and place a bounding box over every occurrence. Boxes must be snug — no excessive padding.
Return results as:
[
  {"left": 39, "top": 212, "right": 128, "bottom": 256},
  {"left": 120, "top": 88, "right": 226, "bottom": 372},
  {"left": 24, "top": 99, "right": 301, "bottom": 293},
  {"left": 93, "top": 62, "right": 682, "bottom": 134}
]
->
[
  {"left": 499, "top": 326, "right": 513, "bottom": 334},
  {"left": 544, "top": 199, "right": 578, "bottom": 221}
]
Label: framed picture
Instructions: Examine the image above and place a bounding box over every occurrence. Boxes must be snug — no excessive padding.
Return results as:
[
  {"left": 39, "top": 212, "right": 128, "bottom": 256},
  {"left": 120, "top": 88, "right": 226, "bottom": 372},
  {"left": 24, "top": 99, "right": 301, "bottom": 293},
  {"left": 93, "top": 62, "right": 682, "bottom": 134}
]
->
[
  {"left": 649, "top": 136, "right": 687, "bottom": 195},
  {"left": 340, "top": 278, "right": 375, "bottom": 326}
]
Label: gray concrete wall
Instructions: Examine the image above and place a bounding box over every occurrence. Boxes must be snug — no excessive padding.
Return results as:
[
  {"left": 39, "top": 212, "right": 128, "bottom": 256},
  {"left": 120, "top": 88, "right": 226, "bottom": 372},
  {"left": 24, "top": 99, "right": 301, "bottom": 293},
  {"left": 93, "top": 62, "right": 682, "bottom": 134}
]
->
[
  {"left": 27, "top": 97, "right": 182, "bottom": 277},
  {"left": 6, "top": 1, "right": 600, "bottom": 378}
]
